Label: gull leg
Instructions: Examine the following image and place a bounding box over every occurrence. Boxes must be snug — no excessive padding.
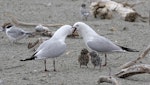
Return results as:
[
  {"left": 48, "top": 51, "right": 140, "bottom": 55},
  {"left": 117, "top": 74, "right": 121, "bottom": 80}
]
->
[
  {"left": 103, "top": 54, "right": 107, "bottom": 66},
  {"left": 99, "top": 57, "right": 102, "bottom": 70},
  {"left": 53, "top": 59, "right": 56, "bottom": 71},
  {"left": 44, "top": 60, "right": 48, "bottom": 72}
]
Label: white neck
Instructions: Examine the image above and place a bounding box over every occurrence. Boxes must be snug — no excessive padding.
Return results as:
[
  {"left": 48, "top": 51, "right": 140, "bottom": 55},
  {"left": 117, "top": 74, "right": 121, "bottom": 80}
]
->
[
  {"left": 80, "top": 25, "right": 99, "bottom": 42},
  {"left": 51, "top": 28, "right": 69, "bottom": 42}
]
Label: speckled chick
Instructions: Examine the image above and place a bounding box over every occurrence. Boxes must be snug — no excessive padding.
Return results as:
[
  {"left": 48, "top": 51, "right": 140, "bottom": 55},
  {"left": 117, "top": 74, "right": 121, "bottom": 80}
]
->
[
  {"left": 78, "top": 48, "right": 89, "bottom": 68},
  {"left": 90, "top": 51, "right": 102, "bottom": 69}
]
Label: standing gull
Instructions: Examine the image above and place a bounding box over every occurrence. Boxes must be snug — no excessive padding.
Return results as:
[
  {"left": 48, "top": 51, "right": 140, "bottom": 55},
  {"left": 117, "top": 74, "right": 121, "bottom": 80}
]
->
[
  {"left": 80, "top": 3, "right": 90, "bottom": 21},
  {"left": 1, "top": 22, "right": 33, "bottom": 43},
  {"left": 72, "top": 22, "right": 138, "bottom": 66},
  {"left": 21, "top": 25, "right": 73, "bottom": 72}
]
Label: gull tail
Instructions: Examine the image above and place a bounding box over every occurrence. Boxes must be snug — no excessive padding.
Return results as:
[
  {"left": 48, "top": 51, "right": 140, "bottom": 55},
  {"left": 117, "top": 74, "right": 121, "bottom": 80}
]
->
[
  {"left": 20, "top": 52, "right": 37, "bottom": 61},
  {"left": 118, "top": 45, "right": 139, "bottom": 52}
]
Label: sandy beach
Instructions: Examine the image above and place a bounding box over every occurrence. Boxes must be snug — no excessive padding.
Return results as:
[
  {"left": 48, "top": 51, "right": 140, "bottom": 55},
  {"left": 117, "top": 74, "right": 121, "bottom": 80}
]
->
[{"left": 0, "top": 0, "right": 150, "bottom": 85}]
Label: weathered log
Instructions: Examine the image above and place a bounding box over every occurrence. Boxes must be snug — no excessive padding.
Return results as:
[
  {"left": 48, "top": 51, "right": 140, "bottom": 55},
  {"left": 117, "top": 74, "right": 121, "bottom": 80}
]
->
[
  {"left": 28, "top": 37, "right": 49, "bottom": 51},
  {"left": 97, "top": 76, "right": 119, "bottom": 85},
  {"left": 116, "top": 64, "right": 150, "bottom": 78},
  {"left": 120, "top": 45, "right": 150, "bottom": 69},
  {"left": 90, "top": 2, "right": 113, "bottom": 19},
  {"left": 4, "top": 13, "right": 64, "bottom": 27},
  {"left": 28, "top": 39, "right": 39, "bottom": 49},
  {"left": 90, "top": 0, "right": 146, "bottom": 22}
]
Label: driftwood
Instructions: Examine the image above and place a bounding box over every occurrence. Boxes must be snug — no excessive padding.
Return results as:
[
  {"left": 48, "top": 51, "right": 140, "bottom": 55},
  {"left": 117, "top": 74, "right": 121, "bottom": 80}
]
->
[
  {"left": 28, "top": 37, "right": 49, "bottom": 51},
  {"left": 31, "top": 31, "right": 53, "bottom": 37},
  {"left": 97, "top": 67, "right": 119, "bottom": 85},
  {"left": 90, "top": 0, "right": 146, "bottom": 22},
  {"left": 120, "top": 45, "right": 150, "bottom": 69},
  {"left": 4, "top": 13, "right": 64, "bottom": 27},
  {"left": 97, "top": 76, "right": 119, "bottom": 85},
  {"left": 90, "top": 2, "right": 113, "bottom": 19},
  {"left": 115, "top": 64, "right": 150, "bottom": 78}
]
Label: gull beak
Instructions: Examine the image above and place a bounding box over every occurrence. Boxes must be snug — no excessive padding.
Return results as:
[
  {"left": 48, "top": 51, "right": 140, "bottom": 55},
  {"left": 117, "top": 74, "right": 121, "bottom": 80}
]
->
[
  {"left": 72, "top": 27, "right": 77, "bottom": 34},
  {"left": 67, "top": 26, "right": 78, "bottom": 38}
]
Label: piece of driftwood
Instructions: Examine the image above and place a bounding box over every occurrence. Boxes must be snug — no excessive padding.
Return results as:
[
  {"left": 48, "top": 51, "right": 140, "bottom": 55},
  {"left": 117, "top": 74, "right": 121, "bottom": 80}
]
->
[
  {"left": 90, "top": 0, "right": 146, "bottom": 22},
  {"left": 115, "top": 64, "right": 150, "bottom": 78},
  {"left": 97, "top": 67, "right": 119, "bottom": 85},
  {"left": 28, "top": 39, "right": 39, "bottom": 49},
  {"left": 28, "top": 38, "right": 49, "bottom": 51},
  {"left": 90, "top": 2, "right": 113, "bottom": 19},
  {"left": 97, "top": 76, "right": 119, "bottom": 85},
  {"left": 4, "top": 13, "right": 64, "bottom": 27},
  {"left": 120, "top": 45, "right": 150, "bottom": 69}
]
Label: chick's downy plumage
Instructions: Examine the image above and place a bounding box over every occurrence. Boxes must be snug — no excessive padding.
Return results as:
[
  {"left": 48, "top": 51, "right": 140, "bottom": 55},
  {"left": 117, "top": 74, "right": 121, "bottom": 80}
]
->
[
  {"left": 78, "top": 48, "right": 89, "bottom": 68},
  {"left": 90, "top": 51, "right": 102, "bottom": 69}
]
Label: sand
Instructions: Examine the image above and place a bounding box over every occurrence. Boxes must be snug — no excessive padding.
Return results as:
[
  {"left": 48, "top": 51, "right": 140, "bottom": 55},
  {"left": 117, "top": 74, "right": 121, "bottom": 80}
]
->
[{"left": 0, "top": 0, "right": 150, "bottom": 85}]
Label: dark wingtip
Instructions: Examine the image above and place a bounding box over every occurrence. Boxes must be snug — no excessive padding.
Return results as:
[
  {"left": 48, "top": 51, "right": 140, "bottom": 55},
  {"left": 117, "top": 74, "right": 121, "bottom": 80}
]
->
[
  {"left": 20, "top": 59, "right": 26, "bottom": 61},
  {"left": 118, "top": 45, "right": 139, "bottom": 52},
  {"left": 20, "top": 56, "right": 36, "bottom": 61},
  {"left": 20, "top": 52, "right": 37, "bottom": 61}
]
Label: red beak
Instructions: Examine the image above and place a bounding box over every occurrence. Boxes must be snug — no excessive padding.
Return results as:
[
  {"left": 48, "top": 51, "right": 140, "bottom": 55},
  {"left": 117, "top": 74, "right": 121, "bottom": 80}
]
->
[{"left": 72, "top": 27, "right": 77, "bottom": 34}]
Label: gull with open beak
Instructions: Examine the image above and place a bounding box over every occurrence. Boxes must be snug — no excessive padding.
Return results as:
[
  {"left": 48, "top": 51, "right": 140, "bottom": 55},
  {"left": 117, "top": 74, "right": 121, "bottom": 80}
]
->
[{"left": 72, "top": 22, "right": 139, "bottom": 66}]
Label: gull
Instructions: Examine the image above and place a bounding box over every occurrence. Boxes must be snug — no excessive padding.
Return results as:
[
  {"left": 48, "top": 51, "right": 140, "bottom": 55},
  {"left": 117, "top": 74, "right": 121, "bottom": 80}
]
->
[
  {"left": 20, "top": 25, "right": 73, "bottom": 72},
  {"left": 80, "top": 3, "right": 90, "bottom": 21},
  {"left": 72, "top": 22, "right": 139, "bottom": 66},
  {"left": 1, "top": 22, "right": 33, "bottom": 43}
]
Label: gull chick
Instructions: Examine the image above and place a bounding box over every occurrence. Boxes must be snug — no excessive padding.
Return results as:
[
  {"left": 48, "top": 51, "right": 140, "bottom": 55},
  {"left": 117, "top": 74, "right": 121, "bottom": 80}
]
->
[
  {"left": 2, "top": 23, "right": 33, "bottom": 43},
  {"left": 80, "top": 3, "right": 90, "bottom": 21},
  {"left": 72, "top": 22, "right": 139, "bottom": 66},
  {"left": 21, "top": 25, "right": 73, "bottom": 72},
  {"left": 90, "top": 51, "right": 102, "bottom": 69},
  {"left": 78, "top": 48, "right": 89, "bottom": 68}
]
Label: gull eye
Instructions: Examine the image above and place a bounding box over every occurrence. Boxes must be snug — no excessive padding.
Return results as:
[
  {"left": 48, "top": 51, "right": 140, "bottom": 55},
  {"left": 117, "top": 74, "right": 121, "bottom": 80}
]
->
[{"left": 76, "top": 25, "right": 79, "bottom": 27}]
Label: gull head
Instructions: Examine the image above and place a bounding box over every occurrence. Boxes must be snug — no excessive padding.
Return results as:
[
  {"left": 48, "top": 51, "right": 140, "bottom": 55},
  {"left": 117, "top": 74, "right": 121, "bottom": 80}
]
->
[
  {"left": 81, "top": 3, "right": 86, "bottom": 8},
  {"left": 56, "top": 25, "right": 73, "bottom": 36},
  {"left": 1, "top": 22, "right": 13, "bottom": 32},
  {"left": 72, "top": 22, "right": 86, "bottom": 34},
  {"left": 63, "top": 25, "right": 74, "bottom": 35}
]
